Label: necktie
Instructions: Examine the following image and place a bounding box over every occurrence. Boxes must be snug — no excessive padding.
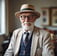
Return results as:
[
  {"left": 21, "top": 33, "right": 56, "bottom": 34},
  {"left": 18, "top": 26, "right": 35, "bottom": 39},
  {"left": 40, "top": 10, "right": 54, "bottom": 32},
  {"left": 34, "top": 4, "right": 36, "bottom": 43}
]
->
[{"left": 24, "top": 32, "right": 29, "bottom": 45}]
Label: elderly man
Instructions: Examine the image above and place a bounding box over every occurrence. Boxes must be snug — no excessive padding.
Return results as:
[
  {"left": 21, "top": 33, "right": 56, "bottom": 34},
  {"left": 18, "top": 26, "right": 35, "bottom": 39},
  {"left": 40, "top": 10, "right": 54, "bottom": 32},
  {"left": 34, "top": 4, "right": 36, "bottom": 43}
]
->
[{"left": 4, "top": 4, "right": 54, "bottom": 56}]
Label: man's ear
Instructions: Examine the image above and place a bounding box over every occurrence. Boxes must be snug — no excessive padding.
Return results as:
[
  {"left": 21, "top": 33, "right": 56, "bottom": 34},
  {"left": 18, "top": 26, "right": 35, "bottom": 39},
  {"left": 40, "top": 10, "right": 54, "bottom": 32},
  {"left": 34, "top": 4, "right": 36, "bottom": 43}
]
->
[{"left": 34, "top": 16, "right": 37, "bottom": 21}]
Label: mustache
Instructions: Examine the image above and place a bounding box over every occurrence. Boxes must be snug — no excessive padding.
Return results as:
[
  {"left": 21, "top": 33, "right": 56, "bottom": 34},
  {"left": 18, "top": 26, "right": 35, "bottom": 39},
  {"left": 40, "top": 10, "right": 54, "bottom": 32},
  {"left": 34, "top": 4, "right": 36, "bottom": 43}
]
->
[{"left": 23, "top": 22, "right": 33, "bottom": 24}]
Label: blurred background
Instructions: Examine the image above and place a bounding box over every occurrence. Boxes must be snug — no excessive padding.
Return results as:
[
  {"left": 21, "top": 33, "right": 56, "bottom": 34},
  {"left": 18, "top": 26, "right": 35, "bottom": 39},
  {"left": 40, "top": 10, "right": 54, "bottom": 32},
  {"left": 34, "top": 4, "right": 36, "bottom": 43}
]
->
[{"left": 0, "top": 0, "right": 57, "bottom": 56}]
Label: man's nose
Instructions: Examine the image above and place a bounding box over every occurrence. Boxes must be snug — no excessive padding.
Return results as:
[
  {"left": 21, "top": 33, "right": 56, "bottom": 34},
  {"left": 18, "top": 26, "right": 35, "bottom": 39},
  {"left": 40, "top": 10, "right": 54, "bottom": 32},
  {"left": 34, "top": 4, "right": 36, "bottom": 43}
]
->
[{"left": 25, "top": 17, "right": 29, "bottom": 22}]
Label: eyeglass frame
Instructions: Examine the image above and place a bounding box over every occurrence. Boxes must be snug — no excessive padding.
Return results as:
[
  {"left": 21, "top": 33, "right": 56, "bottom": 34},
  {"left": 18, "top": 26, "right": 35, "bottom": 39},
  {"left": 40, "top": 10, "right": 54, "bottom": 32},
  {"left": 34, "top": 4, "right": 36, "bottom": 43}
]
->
[{"left": 19, "top": 14, "right": 37, "bottom": 20}]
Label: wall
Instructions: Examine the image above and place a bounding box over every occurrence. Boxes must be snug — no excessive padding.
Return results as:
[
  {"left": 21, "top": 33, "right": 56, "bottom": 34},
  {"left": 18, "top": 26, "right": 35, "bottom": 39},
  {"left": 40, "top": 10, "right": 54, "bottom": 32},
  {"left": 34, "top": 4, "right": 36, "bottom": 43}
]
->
[
  {"left": 8, "top": 0, "right": 57, "bottom": 32},
  {"left": 0, "top": 35, "right": 4, "bottom": 53}
]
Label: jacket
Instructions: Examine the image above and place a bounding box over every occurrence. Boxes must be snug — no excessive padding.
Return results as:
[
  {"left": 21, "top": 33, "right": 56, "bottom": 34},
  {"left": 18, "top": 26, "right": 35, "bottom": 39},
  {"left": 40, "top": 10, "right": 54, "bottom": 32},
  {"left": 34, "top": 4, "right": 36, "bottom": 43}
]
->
[{"left": 4, "top": 27, "right": 54, "bottom": 56}]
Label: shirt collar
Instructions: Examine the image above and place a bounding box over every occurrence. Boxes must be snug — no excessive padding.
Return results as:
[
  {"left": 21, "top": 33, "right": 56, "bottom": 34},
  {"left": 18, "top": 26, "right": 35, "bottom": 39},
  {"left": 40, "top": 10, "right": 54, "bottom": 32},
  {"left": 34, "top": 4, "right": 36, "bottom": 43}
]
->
[{"left": 22, "top": 28, "right": 33, "bottom": 34}]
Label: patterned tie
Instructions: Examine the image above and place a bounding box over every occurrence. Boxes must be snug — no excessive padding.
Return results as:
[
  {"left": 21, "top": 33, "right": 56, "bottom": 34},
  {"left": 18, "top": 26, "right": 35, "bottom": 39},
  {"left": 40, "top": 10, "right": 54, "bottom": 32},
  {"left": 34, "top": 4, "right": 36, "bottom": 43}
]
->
[{"left": 24, "top": 32, "right": 29, "bottom": 45}]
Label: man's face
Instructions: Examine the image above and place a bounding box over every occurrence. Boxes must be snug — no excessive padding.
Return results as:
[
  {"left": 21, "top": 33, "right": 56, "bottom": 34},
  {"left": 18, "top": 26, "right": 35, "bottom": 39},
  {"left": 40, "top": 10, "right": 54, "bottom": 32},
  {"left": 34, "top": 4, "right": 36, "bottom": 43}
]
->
[{"left": 19, "top": 12, "right": 37, "bottom": 30}]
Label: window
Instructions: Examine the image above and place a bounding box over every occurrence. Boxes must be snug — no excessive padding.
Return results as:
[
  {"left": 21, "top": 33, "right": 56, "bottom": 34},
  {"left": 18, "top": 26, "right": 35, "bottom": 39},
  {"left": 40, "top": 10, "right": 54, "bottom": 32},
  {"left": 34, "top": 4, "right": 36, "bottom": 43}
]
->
[{"left": 0, "top": 0, "right": 6, "bottom": 35}]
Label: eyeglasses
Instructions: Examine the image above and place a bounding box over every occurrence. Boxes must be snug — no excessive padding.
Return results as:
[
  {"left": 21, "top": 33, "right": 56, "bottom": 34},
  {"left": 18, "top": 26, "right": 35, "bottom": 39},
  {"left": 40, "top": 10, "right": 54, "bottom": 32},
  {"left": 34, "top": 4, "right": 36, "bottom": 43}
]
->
[{"left": 19, "top": 15, "right": 36, "bottom": 20}]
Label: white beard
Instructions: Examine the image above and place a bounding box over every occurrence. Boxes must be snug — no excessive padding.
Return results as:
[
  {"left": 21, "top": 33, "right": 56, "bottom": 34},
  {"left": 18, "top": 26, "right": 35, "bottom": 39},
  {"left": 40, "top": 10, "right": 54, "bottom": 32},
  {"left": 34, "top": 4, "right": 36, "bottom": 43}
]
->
[{"left": 21, "top": 22, "right": 34, "bottom": 31}]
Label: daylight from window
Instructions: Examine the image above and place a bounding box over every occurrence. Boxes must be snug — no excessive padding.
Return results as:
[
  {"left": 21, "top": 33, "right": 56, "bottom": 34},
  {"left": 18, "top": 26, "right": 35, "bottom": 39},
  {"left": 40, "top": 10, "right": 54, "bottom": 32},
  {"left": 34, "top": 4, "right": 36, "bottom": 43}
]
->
[{"left": 0, "top": 0, "right": 5, "bottom": 35}]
